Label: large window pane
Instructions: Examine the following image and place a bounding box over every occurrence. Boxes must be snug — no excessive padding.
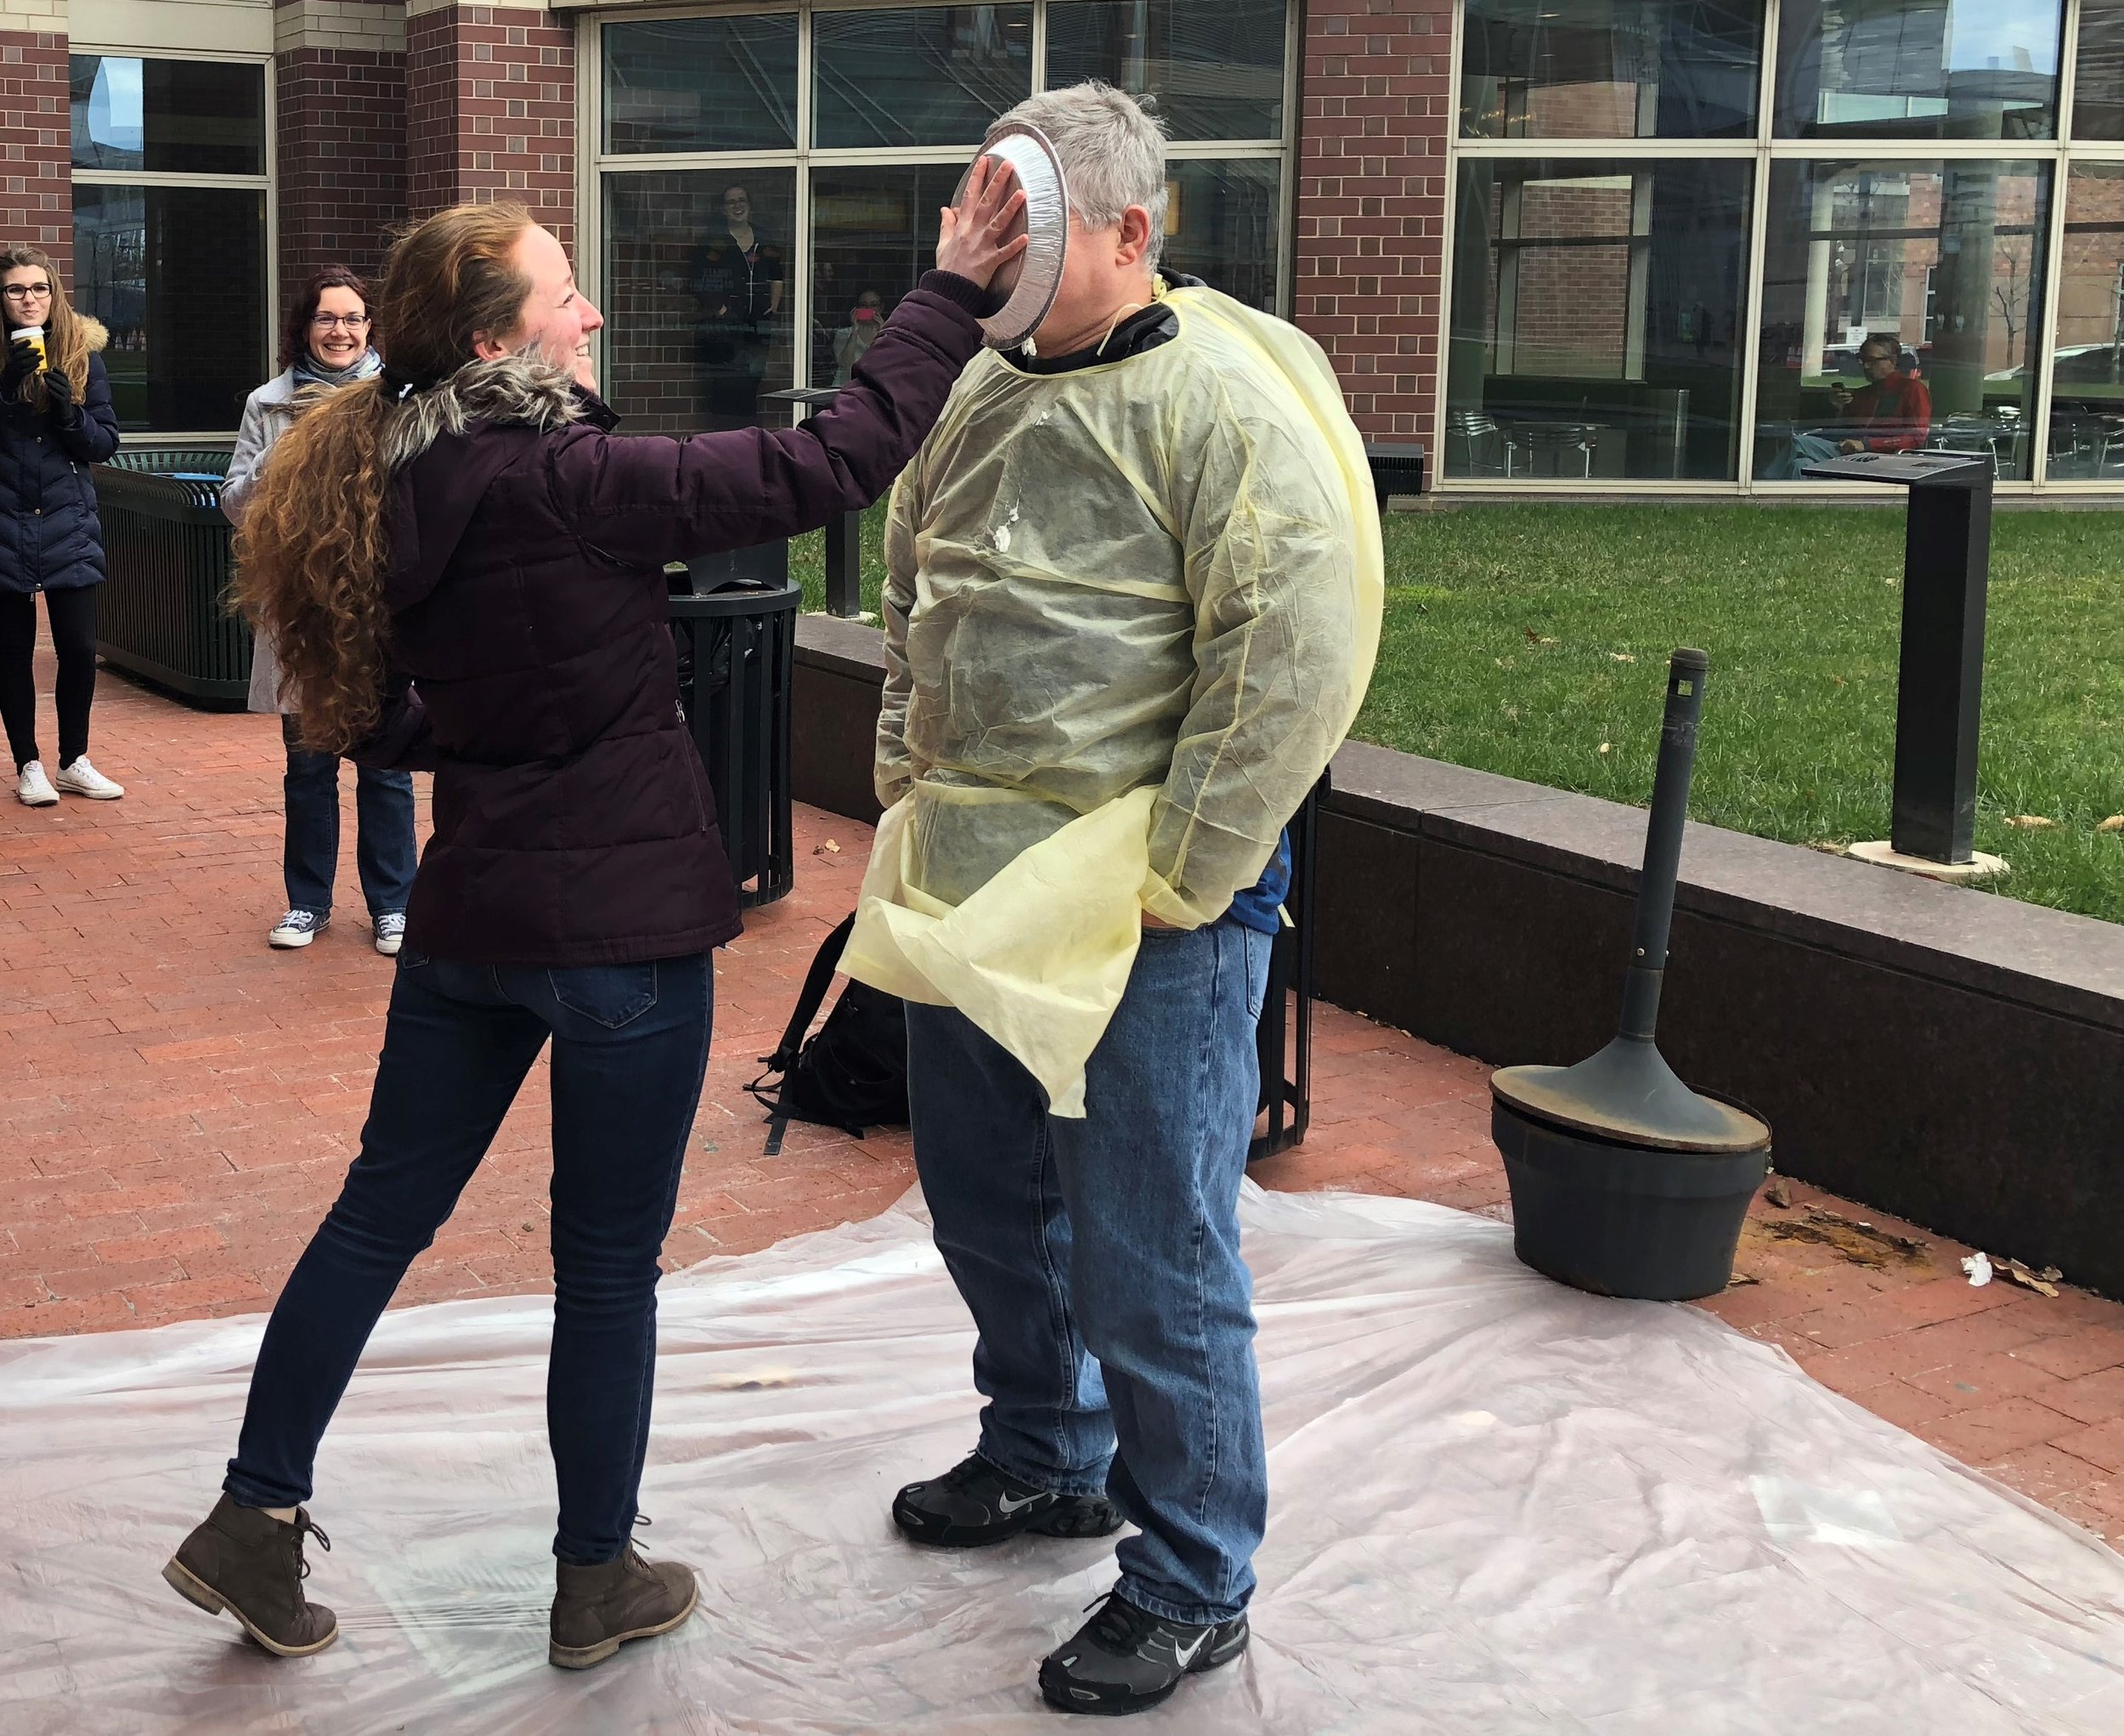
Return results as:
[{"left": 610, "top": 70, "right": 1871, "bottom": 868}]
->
[
  {"left": 602, "top": 16, "right": 797, "bottom": 155},
  {"left": 1046, "top": 0, "right": 1285, "bottom": 140},
  {"left": 71, "top": 184, "right": 267, "bottom": 432},
  {"left": 1773, "top": 2, "right": 2061, "bottom": 141},
  {"left": 1460, "top": 1, "right": 1763, "bottom": 140},
  {"left": 2045, "top": 166, "right": 2124, "bottom": 478},
  {"left": 2073, "top": 1, "right": 2124, "bottom": 139},
  {"left": 1754, "top": 161, "right": 2048, "bottom": 481},
  {"left": 70, "top": 55, "right": 265, "bottom": 175},
  {"left": 603, "top": 171, "right": 796, "bottom": 432},
  {"left": 811, "top": 167, "right": 963, "bottom": 389},
  {"left": 1161, "top": 160, "right": 1281, "bottom": 312},
  {"left": 814, "top": 8, "right": 1031, "bottom": 149},
  {"left": 1444, "top": 158, "right": 1751, "bottom": 481}
]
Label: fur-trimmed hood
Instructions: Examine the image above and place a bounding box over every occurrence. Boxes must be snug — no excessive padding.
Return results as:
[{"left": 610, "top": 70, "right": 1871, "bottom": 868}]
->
[
  {"left": 382, "top": 353, "right": 602, "bottom": 614},
  {"left": 77, "top": 315, "right": 108, "bottom": 353},
  {"left": 380, "top": 351, "right": 585, "bottom": 473}
]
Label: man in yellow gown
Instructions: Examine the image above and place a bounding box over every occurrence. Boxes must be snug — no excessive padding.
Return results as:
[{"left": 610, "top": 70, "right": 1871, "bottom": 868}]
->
[{"left": 849, "top": 82, "right": 1382, "bottom": 1717}]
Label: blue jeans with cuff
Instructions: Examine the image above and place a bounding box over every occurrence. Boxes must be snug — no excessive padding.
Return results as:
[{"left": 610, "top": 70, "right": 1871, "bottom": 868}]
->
[
  {"left": 281, "top": 713, "right": 417, "bottom": 918},
  {"left": 224, "top": 949, "right": 714, "bottom": 1565},
  {"left": 907, "top": 916, "right": 1273, "bottom": 1626}
]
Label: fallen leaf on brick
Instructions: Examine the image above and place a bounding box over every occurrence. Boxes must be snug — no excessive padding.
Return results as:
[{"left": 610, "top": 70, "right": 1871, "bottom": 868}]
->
[
  {"left": 1765, "top": 1177, "right": 1793, "bottom": 1209},
  {"left": 2004, "top": 815, "right": 2057, "bottom": 829},
  {"left": 1726, "top": 1269, "right": 1760, "bottom": 1288},
  {"left": 824, "top": 840, "right": 841, "bottom": 853},
  {"left": 2099, "top": 815, "right": 2124, "bottom": 834},
  {"left": 1992, "top": 1256, "right": 2062, "bottom": 1298},
  {"left": 1758, "top": 1207, "right": 1930, "bottom": 1270}
]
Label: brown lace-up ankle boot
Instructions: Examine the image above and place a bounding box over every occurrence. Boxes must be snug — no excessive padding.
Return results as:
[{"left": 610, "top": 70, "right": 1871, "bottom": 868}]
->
[
  {"left": 162, "top": 1494, "right": 339, "bottom": 1656},
  {"left": 549, "top": 1546, "right": 699, "bottom": 1670}
]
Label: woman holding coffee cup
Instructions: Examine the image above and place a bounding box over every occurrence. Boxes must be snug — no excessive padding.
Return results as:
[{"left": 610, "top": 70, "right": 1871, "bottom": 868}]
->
[{"left": 0, "top": 245, "right": 123, "bottom": 806}]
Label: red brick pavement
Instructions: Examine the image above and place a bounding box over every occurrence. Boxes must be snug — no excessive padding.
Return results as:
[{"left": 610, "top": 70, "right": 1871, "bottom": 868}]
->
[{"left": 3, "top": 640, "right": 2123, "bottom": 1552}]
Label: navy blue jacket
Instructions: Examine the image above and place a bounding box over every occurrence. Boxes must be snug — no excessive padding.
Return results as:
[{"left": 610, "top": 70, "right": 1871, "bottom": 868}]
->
[{"left": 0, "top": 330, "right": 121, "bottom": 596}]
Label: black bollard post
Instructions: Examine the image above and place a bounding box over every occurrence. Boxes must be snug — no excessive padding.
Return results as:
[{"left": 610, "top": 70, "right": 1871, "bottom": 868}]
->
[
  {"left": 1799, "top": 449, "right": 1994, "bottom": 870},
  {"left": 766, "top": 384, "right": 865, "bottom": 618}
]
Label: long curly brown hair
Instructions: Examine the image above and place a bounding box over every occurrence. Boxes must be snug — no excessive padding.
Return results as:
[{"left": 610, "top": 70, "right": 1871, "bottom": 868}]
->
[
  {"left": 1, "top": 246, "right": 92, "bottom": 413},
  {"left": 233, "top": 204, "right": 534, "bottom": 752}
]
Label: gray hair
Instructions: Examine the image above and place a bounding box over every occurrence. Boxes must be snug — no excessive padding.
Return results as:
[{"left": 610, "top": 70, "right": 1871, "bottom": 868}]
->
[{"left": 991, "top": 82, "right": 1169, "bottom": 269}]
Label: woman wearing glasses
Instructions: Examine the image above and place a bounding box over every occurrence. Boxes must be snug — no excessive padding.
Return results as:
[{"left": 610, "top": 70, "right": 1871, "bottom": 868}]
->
[
  {"left": 1, "top": 245, "right": 123, "bottom": 806},
  {"left": 223, "top": 269, "right": 416, "bottom": 957}
]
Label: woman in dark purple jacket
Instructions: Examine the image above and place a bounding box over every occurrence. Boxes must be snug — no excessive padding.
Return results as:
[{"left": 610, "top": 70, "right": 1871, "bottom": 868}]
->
[{"left": 162, "top": 179, "right": 1025, "bottom": 1671}]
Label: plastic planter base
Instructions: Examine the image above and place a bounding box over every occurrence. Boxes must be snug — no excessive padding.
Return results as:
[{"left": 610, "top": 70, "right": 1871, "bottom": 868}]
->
[{"left": 1492, "top": 1100, "right": 1769, "bottom": 1303}]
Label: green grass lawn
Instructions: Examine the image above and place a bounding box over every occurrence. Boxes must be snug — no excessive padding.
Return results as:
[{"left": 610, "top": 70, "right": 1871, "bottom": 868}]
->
[{"left": 794, "top": 501, "right": 2124, "bottom": 925}]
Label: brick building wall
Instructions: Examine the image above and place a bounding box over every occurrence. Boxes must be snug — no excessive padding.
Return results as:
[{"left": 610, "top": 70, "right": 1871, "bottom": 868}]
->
[
  {"left": 1292, "top": 1, "right": 1454, "bottom": 439},
  {"left": 406, "top": 2, "right": 573, "bottom": 246},
  {"left": 275, "top": 3, "right": 409, "bottom": 296},
  {"left": 0, "top": 1, "right": 71, "bottom": 279}
]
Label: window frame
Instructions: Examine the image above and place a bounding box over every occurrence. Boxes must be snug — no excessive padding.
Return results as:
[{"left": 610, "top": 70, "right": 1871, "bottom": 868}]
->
[
  {"left": 579, "top": 0, "right": 1302, "bottom": 411},
  {"left": 1440, "top": 0, "right": 2124, "bottom": 495},
  {"left": 67, "top": 42, "right": 277, "bottom": 442}
]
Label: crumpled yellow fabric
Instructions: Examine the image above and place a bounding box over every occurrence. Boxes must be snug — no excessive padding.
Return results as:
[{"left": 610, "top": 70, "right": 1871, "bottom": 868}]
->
[{"left": 844, "top": 284, "right": 1383, "bottom": 1116}]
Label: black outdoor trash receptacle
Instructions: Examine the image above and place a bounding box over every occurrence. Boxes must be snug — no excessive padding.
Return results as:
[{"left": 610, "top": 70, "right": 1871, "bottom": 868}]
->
[
  {"left": 91, "top": 450, "right": 251, "bottom": 710},
  {"left": 668, "top": 574, "right": 800, "bottom": 909}
]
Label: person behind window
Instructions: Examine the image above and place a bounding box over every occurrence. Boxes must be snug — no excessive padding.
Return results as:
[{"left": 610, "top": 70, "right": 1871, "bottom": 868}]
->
[
  {"left": 221, "top": 268, "right": 415, "bottom": 959},
  {"left": 831, "top": 287, "right": 886, "bottom": 386},
  {"left": 159, "top": 173, "right": 1025, "bottom": 1673},
  {"left": 688, "top": 184, "right": 788, "bottom": 428},
  {"left": 1767, "top": 331, "right": 1933, "bottom": 477},
  {"left": 0, "top": 246, "right": 123, "bottom": 807}
]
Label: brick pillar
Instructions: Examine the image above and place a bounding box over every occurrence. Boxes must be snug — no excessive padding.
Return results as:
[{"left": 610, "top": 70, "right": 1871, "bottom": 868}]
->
[
  {"left": 406, "top": 2, "right": 575, "bottom": 246},
  {"left": 1293, "top": 2, "right": 1455, "bottom": 439},
  {"left": 275, "top": 3, "right": 410, "bottom": 294},
  {"left": 0, "top": 2, "right": 72, "bottom": 280}
]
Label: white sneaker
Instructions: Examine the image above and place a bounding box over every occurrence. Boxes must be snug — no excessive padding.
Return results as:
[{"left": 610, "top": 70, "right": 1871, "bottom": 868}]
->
[
  {"left": 54, "top": 755, "right": 125, "bottom": 800},
  {"left": 268, "top": 909, "right": 330, "bottom": 948},
  {"left": 373, "top": 912, "right": 406, "bottom": 957},
  {"left": 15, "top": 761, "right": 58, "bottom": 806}
]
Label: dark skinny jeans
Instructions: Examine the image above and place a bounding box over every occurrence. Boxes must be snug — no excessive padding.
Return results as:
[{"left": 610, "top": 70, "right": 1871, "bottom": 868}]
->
[
  {"left": 0, "top": 585, "right": 98, "bottom": 771},
  {"left": 225, "top": 948, "right": 714, "bottom": 1564}
]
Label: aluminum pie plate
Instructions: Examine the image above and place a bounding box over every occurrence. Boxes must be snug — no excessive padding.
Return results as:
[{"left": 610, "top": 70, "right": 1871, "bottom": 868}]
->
[{"left": 952, "top": 124, "right": 1070, "bottom": 350}]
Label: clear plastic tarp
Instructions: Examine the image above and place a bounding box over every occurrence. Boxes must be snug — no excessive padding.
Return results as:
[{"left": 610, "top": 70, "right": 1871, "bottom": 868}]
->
[{"left": 4, "top": 1184, "right": 2123, "bottom": 1733}]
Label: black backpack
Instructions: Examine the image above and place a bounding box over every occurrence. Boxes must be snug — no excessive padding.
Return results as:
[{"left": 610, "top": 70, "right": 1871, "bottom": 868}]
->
[{"left": 748, "top": 914, "right": 908, "bottom": 1151}]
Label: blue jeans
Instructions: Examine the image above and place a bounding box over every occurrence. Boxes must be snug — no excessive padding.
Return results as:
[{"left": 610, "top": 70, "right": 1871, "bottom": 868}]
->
[
  {"left": 1764, "top": 429, "right": 1844, "bottom": 479},
  {"left": 225, "top": 950, "right": 715, "bottom": 1565},
  {"left": 907, "top": 918, "right": 1273, "bottom": 1626},
  {"left": 281, "top": 714, "right": 416, "bottom": 918}
]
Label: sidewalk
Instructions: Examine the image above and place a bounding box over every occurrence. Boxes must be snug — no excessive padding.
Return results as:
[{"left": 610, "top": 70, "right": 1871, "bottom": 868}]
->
[{"left": 3, "top": 650, "right": 2121, "bottom": 1549}]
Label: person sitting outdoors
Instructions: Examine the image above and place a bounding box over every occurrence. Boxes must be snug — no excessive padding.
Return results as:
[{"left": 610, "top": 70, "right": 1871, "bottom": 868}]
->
[
  {"left": 845, "top": 83, "right": 1381, "bottom": 1717},
  {"left": 1768, "top": 331, "right": 1932, "bottom": 477}
]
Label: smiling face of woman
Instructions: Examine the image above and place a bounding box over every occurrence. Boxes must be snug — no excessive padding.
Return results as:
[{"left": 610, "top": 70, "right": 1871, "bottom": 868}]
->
[
  {"left": 723, "top": 188, "right": 753, "bottom": 228},
  {"left": 2, "top": 264, "right": 54, "bottom": 331},
  {"left": 308, "top": 285, "right": 370, "bottom": 370}
]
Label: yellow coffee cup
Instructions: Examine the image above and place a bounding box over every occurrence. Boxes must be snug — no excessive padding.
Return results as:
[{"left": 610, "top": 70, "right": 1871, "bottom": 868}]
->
[{"left": 13, "top": 325, "right": 46, "bottom": 370}]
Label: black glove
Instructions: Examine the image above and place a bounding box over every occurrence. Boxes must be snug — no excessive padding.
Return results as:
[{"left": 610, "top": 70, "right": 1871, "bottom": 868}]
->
[
  {"left": 41, "top": 365, "right": 80, "bottom": 428},
  {"left": 0, "top": 339, "right": 35, "bottom": 398}
]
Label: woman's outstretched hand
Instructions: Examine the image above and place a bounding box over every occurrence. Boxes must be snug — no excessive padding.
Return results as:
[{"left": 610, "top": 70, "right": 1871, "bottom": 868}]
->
[{"left": 935, "top": 156, "right": 1030, "bottom": 291}]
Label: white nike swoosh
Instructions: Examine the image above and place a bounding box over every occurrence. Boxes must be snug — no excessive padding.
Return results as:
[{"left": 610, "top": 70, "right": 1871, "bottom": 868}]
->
[
  {"left": 995, "top": 1490, "right": 1047, "bottom": 1514},
  {"left": 1167, "top": 1631, "right": 1209, "bottom": 1669}
]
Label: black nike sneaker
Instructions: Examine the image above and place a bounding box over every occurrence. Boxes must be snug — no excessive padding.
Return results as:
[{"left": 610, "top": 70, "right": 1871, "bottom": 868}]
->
[
  {"left": 891, "top": 1453, "right": 1124, "bottom": 1548},
  {"left": 1038, "top": 1591, "right": 1249, "bottom": 1716}
]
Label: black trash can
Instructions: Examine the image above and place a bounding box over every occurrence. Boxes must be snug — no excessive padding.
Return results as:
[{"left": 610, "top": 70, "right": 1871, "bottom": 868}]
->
[
  {"left": 668, "top": 575, "right": 800, "bottom": 909},
  {"left": 91, "top": 450, "right": 251, "bottom": 710}
]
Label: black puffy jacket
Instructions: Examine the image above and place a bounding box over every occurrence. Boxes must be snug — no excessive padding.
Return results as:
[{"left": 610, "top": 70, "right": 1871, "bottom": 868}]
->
[{"left": 0, "top": 318, "right": 121, "bottom": 596}]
